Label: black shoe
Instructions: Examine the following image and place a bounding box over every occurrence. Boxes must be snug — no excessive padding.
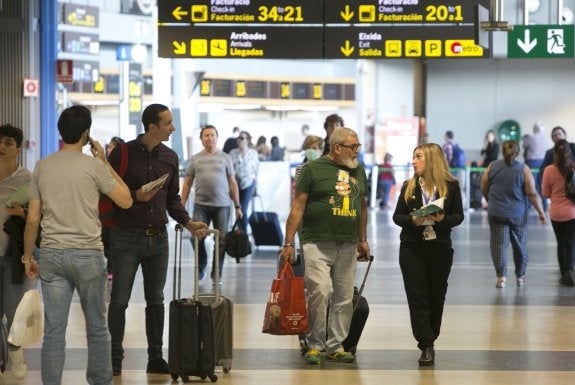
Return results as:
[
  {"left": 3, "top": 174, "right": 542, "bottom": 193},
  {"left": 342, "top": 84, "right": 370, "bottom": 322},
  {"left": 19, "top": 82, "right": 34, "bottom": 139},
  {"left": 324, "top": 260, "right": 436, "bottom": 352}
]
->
[
  {"left": 562, "top": 270, "right": 575, "bottom": 286},
  {"left": 146, "top": 357, "right": 170, "bottom": 374},
  {"left": 418, "top": 347, "right": 435, "bottom": 366},
  {"left": 112, "top": 358, "right": 122, "bottom": 376}
]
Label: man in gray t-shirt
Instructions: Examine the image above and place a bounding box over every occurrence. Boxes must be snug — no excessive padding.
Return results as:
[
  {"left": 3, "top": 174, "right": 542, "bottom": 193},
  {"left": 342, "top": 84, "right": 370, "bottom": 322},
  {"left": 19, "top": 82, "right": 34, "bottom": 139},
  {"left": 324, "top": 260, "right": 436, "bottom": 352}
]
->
[
  {"left": 23, "top": 105, "right": 132, "bottom": 385},
  {"left": 181, "top": 124, "right": 242, "bottom": 283}
]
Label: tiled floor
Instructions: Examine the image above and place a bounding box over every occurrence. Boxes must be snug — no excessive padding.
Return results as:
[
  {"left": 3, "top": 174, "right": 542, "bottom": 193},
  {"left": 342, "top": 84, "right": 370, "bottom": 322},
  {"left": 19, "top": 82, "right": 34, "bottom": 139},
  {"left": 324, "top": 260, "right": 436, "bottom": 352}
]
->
[{"left": 4, "top": 208, "right": 575, "bottom": 385}]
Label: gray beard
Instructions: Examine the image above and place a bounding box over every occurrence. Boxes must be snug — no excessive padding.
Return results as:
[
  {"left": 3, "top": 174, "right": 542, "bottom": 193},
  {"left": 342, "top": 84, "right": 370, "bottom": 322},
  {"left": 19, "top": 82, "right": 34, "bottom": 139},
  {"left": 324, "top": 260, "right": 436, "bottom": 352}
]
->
[{"left": 343, "top": 158, "right": 359, "bottom": 169}]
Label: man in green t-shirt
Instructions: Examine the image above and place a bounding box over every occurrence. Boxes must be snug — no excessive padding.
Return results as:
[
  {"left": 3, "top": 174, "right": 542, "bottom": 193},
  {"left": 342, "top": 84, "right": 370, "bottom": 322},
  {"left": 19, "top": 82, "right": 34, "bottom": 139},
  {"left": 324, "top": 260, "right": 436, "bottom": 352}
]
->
[{"left": 279, "top": 127, "right": 370, "bottom": 364}]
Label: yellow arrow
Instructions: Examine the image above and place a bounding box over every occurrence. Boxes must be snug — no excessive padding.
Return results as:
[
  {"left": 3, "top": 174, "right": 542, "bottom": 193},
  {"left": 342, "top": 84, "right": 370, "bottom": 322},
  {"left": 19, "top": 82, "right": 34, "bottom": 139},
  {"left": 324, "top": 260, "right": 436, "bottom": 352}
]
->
[
  {"left": 173, "top": 41, "right": 186, "bottom": 55},
  {"left": 172, "top": 6, "right": 188, "bottom": 21},
  {"left": 340, "top": 40, "right": 354, "bottom": 57},
  {"left": 340, "top": 5, "right": 354, "bottom": 22}
]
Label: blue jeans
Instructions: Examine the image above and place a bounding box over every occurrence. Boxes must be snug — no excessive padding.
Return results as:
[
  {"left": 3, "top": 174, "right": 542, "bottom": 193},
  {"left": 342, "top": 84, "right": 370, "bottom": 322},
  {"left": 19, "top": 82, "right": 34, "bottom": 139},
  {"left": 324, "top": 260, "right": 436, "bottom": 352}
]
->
[
  {"left": 238, "top": 181, "right": 256, "bottom": 231},
  {"left": 39, "top": 248, "right": 111, "bottom": 385},
  {"left": 108, "top": 229, "right": 169, "bottom": 362},
  {"left": 192, "top": 204, "right": 229, "bottom": 279},
  {"left": 0, "top": 255, "right": 31, "bottom": 336}
]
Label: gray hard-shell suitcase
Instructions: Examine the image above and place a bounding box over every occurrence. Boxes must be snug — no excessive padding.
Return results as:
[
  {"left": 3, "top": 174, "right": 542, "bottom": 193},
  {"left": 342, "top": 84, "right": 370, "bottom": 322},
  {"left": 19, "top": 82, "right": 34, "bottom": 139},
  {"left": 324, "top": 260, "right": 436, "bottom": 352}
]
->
[{"left": 191, "top": 227, "right": 234, "bottom": 373}]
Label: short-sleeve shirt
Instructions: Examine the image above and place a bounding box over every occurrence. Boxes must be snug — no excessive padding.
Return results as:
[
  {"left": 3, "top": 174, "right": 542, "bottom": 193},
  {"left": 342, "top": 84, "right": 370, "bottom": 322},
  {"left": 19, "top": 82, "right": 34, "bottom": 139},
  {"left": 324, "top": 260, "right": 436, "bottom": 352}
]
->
[
  {"left": 186, "top": 150, "right": 234, "bottom": 207},
  {"left": 296, "top": 156, "right": 367, "bottom": 243},
  {"left": 29, "top": 151, "right": 117, "bottom": 250}
]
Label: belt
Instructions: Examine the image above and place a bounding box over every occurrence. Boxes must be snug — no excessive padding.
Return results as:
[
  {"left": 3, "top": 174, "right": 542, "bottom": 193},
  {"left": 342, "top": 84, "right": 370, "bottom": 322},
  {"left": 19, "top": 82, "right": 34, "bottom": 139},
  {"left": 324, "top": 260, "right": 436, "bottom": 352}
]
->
[{"left": 119, "top": 227, "right": 166, "bottom": 236}]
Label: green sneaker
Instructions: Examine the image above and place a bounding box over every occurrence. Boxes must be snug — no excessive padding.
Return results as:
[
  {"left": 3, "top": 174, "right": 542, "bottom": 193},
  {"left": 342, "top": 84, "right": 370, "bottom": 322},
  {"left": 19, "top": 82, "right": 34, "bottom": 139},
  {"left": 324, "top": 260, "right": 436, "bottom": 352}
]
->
[
  {"left": 304, "top": 349, "right": 321, "bottom": 364},
  {"left": 327, "top": 350, "right": 355, "bottom": 363}
]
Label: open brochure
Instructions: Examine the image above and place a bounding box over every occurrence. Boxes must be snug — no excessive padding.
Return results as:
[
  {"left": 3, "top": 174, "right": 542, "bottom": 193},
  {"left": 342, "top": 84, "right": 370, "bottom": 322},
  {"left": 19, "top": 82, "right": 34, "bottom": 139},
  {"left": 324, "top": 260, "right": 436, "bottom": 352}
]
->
[
  {"left": 411, "top": 197, "right": 445, "bottom": 218},
  {"left": 4, "top": 184, "right": 28, "bottom": 207},
  {"left": 141, "top": 173, "right": 169, "bottom": 193}
]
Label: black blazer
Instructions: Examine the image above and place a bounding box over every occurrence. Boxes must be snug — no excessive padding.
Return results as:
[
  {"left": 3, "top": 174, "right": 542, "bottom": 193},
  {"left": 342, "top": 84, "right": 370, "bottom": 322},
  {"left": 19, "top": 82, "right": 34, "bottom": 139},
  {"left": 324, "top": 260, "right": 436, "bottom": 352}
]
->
[{"left": 393, "top": 178, "right": 464, "bottom": 246}]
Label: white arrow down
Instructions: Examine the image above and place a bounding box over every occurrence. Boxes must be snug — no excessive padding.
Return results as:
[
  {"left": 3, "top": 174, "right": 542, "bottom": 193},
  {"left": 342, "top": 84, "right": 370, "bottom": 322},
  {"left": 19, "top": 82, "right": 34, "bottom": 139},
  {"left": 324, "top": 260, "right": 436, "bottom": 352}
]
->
[{"left": 518, "top": 30, "right": 537, "bottom": 53}]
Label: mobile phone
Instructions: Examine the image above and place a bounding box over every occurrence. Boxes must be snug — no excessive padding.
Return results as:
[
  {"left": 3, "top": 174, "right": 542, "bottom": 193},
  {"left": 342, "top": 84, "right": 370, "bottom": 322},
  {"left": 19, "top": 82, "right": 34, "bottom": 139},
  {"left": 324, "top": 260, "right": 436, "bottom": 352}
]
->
[{"left": 88, "top": 137, "right": 95, "bottom": 148}]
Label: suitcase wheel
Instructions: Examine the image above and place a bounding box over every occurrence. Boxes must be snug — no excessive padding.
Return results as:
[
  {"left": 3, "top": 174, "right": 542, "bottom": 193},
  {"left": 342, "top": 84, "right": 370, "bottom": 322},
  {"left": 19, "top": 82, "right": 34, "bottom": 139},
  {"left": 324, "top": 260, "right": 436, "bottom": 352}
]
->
[
  {"left": 181, "top": 374, "right": 190, "bottom": 383},
  {"left": 171, "top": 373, "right": 179, "bottom": 381},
  {"left": 208, "top": 373, "right": 218, "bottom": 382},
  {"left": 223, "top": 365, "right": 230, "bottom": 373}
]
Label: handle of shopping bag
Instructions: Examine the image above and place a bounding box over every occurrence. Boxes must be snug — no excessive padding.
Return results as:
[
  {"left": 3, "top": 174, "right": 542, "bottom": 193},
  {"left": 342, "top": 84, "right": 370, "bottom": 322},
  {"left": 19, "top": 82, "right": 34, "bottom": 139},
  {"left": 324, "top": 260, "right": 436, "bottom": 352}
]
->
[
  {"left": 353, "top": 255, "right": 374, "bottom": 312},
  {"left": 193, "top": 228, "right": 220, "bottom": 302}
]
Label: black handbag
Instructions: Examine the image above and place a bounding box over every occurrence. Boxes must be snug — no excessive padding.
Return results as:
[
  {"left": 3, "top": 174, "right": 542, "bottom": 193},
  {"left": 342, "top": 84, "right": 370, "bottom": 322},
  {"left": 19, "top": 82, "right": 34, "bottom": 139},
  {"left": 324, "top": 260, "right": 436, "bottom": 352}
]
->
[{"left": 224, "top": 219, "right": 252, "bottom": 263}]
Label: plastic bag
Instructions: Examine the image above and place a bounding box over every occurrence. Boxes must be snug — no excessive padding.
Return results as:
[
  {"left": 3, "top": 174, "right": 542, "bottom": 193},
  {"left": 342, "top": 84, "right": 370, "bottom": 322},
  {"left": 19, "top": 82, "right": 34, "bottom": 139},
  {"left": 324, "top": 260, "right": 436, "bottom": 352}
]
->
[{"left": 8, "top": 289, "right": 43, "bottom": 346}]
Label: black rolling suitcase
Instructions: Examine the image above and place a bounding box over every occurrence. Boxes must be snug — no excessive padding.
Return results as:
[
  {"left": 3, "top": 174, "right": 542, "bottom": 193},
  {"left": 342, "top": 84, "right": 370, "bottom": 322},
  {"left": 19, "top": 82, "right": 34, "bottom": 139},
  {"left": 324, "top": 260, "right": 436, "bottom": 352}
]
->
[
  {"left": 249, "top": 195, "right": 283, "bottom": 247},
  {"left": 169, "top": 225, "right": 217, "bottom": 383},
  {"left": 299, "top": 255, "right": 373, "bottom": 355}
]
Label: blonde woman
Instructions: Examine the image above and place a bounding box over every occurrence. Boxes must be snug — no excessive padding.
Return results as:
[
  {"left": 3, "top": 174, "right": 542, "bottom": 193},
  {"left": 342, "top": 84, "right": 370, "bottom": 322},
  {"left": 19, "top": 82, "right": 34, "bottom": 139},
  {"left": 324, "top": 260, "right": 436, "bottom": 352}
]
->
[
  {"left": 392, "top": 143, "right": 464, "bottom": 367},
  {"left": 481, "top": 140, "right": 546, "bottom": 289}
]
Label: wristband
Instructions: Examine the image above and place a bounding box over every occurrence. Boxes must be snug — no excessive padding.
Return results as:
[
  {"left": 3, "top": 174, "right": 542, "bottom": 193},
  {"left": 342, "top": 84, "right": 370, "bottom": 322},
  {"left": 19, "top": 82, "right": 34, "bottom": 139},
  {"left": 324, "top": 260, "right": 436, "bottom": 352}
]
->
[
  {"left": 283, "top": 243, "right": 294, "bottom": 248},
  {"left": 235, "top": 205, "right": 241, "bottom": 209}
]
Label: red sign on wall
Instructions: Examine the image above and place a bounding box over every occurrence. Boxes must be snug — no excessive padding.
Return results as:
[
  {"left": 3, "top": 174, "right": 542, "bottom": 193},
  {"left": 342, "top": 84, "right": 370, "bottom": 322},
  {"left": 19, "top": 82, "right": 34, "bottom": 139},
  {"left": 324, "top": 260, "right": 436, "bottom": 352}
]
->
[{"left": 57, "top": 59, "right": 73, "bottom": 83}]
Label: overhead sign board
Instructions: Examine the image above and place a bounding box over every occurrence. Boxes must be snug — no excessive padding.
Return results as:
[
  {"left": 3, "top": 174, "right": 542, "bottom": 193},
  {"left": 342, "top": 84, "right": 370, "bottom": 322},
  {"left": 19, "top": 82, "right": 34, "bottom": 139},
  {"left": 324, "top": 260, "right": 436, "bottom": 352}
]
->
[
  {"left": 158, "top": 0, "right": 323, "bottom": 24},
  {"left": 324, "top": 0, "right": 490, "bottom": 24},
  {"left": 157, "top": 0, "right": 491, "bottom": 59},
  {"left": 507, "top": 25, "right": 574, "bottom": 58}
]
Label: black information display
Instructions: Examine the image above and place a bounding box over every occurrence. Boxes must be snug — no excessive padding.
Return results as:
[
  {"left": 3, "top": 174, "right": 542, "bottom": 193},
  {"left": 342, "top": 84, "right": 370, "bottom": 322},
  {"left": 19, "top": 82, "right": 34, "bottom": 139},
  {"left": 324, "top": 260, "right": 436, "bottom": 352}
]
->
[
  {"left": 157, "top": 0, "right": 492, "bottom": 59},
  {"left": 158, "top": 0, "right": 323, "bottom": 24}
]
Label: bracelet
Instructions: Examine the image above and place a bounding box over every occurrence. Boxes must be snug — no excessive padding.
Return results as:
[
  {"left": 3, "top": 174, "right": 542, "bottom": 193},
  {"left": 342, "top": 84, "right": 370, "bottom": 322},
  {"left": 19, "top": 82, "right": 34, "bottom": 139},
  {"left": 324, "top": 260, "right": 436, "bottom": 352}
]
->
[
  {"left": 283, "top": 243, "right": 294, "bottom": 248},
  {"left": 235, "top": 205, "right": 241, "bottom": 209},
  {"left": 21, "top": 256, "right": 34, "bottom": 264}
]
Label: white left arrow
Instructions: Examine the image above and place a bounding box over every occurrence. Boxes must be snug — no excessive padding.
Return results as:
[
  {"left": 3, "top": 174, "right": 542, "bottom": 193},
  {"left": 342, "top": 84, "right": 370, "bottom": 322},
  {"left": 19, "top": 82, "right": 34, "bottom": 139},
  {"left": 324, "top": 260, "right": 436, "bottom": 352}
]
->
[{"left": 517, "top": 29, "right": 537, "bottom": 53}]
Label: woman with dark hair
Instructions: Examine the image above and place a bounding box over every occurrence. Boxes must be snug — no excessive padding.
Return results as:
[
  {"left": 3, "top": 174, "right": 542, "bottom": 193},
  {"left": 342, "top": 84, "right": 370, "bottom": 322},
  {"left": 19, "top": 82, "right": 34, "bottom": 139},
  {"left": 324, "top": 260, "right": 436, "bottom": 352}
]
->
[
  {"left": 481, "top": 141, "right": 546, "bottom": 289},
  {"left": 542, "top": 139, "right": 575, "bottom": 286},
  {"left": 480, "top": 129, "right": 499, "bottom": 167},
  {"left": 393, "top": 143, "right": 464, "bottom": 367},
  {"left": 106, "top": 136, "right": 125, "bottom": 157}
]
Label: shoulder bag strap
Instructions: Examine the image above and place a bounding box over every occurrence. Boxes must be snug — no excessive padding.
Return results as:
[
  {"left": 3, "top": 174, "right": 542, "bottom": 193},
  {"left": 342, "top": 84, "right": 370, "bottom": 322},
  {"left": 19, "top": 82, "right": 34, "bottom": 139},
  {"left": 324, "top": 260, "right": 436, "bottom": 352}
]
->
[{"left": 117, "top": 142, "right": 128, "bottom": 177}]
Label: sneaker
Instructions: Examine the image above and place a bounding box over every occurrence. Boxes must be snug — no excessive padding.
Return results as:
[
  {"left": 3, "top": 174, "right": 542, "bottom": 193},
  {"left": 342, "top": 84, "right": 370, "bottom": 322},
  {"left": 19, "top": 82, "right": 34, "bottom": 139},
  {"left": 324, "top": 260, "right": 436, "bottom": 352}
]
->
[
  {"left": 495, "top": 277, "right": 506, "bottom": 288},
  {"left": 146, "top": 357, "right": 169, "bottom": 374},
  {"left": 326, "top": 350, "right": 355, "bottom": 363},
  {"left": 304, "top": 349, "right": 321, "bottom": 364},
  {"left": 9, "top": 348, "right": 27, "bottom": 379},
  {"left": 517, "top": 276, "right": 526, "bottom": 287}
]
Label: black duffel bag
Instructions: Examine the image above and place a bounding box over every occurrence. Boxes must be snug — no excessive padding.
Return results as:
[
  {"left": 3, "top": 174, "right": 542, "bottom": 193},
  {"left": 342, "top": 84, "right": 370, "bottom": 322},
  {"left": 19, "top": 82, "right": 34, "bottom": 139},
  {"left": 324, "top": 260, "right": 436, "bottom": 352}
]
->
[{"left": 224, "top": 219, "right": 252, "bottom": 263}]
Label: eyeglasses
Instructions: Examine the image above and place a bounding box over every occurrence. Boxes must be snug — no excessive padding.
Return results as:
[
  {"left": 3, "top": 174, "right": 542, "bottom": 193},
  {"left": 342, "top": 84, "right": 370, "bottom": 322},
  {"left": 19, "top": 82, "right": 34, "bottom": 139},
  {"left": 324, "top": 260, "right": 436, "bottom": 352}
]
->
[{"left": 338, "top": 143, "right": 362, "bottom": 152}]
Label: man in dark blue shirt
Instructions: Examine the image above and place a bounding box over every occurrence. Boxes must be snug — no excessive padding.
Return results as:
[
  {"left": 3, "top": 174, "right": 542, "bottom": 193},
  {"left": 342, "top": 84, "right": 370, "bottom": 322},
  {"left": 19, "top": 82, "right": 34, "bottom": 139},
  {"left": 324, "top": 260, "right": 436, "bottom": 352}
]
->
[{"left": 107, "top": 103, "right": 207, "bottom": 376}]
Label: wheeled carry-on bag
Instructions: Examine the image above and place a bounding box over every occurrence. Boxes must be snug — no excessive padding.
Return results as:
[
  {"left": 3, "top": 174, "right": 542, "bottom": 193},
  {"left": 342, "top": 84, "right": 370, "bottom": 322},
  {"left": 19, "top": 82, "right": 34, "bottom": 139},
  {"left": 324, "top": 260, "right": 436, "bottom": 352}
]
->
[
  {"left": 249, "top": 195, "right": 283, "bottom": 247},
  {"left": 168, "top": 226, "right": 234, "bottom": 383}
]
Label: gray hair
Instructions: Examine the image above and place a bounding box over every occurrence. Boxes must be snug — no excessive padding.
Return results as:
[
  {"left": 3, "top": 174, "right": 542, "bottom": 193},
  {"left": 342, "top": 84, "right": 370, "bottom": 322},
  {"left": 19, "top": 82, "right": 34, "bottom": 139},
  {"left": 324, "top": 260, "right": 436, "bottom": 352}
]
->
[{"left": 329, "top": 127, "right": 357, "bottom": 149}]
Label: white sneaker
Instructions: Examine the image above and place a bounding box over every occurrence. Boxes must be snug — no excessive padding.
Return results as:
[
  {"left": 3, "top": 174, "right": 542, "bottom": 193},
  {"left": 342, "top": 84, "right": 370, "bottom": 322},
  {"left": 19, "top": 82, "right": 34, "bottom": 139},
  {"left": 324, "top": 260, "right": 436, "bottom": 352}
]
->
[{"left": 9, "top": 348, "right": 27, "bottom": 380}]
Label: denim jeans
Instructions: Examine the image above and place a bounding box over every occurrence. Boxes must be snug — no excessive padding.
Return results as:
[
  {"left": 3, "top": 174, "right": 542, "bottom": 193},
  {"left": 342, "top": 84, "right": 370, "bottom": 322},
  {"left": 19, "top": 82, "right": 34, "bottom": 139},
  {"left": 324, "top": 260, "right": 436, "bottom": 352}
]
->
[
  {"left": 0, "top": 255, "right": 31, "bottom": 335},
  {"left": 108, "top": 229, "right": 169, "bottom": 362},
  {"left": 238, "top": 180, "right": 256, "bottom": 232},
  {"left": 39, "top": 248, "right": 111, "bottom": 385},
  {"left": 192, "top": 204, "right": 229, "bottom": 279},
  {"left": 302, "top": 241, "right": 357, "bottom": 355}
]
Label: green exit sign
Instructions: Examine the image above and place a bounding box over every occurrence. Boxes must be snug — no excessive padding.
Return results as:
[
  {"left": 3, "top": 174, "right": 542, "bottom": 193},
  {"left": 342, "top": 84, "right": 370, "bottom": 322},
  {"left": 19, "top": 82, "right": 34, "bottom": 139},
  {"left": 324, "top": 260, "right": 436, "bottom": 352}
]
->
[{"left": 508, "top": 25, "right": 574, "bottom": 58}]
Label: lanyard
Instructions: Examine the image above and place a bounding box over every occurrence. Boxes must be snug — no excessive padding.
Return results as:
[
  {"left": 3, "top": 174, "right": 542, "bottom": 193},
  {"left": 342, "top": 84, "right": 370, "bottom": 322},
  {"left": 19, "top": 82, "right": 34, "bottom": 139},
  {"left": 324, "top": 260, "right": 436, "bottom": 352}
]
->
[{"left": 422, "top": 186, "right": 437, "bottom": 205}]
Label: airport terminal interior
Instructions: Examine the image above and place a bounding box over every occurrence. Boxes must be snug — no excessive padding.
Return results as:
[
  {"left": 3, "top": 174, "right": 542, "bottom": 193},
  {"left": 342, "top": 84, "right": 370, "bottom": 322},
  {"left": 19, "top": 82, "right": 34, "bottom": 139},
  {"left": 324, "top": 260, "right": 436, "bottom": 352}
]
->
[{"left": 3, "top": 208, "right": 574, "bottom": 385}]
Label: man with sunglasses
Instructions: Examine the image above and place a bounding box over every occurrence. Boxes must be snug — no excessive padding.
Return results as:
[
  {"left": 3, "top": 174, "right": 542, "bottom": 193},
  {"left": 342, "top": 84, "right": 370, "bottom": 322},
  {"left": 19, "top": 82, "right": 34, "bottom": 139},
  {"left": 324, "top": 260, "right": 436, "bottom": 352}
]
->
[{"left": 279, "top": 127, "right": 370, "bottom": 364}]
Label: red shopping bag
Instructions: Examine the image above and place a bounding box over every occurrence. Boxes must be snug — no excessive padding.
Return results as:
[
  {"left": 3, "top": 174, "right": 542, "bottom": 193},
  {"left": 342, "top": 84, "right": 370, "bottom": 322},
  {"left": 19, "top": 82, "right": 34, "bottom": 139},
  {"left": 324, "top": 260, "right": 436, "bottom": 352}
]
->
[{"left": 262, "top": 262, "right": 308, "bottom": 335}]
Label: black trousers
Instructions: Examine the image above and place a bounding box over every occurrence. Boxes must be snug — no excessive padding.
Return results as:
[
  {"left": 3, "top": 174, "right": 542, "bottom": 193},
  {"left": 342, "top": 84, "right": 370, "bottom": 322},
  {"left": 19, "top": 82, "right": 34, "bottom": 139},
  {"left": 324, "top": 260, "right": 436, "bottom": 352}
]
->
[
  {"left": 399, "top": 241, "right": 453, "bottom": 350},
  {"left": 551, "top": 218, "right": 575, "bottom": 276}
]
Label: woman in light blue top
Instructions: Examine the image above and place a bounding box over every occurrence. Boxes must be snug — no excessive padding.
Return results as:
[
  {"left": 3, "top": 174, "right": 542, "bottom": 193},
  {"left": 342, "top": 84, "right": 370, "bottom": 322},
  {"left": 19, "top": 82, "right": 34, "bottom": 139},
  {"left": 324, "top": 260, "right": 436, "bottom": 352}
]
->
[{"left": 229, "top": 131, "right": 259, "bottom": 231}]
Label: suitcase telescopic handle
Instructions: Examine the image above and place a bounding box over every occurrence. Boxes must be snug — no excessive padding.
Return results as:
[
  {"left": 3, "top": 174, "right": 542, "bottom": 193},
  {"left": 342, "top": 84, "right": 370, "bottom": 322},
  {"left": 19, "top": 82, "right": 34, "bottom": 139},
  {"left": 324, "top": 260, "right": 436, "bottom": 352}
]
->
[
  {"left": 193, "top": 229, "right": 220, "bottom": 301},
  {"left": 353, "top": 255, "right": 373, "bottom": 312}
]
